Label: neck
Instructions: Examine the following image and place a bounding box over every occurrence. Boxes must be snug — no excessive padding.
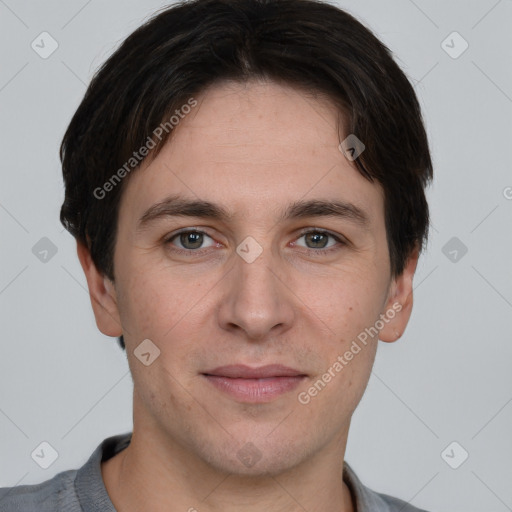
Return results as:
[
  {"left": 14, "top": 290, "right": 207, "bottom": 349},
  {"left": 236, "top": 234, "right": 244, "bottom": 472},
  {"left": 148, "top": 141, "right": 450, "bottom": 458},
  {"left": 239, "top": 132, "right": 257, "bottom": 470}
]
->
[{"left": 101, "top": 399, "right": 354, "bottom": 512}]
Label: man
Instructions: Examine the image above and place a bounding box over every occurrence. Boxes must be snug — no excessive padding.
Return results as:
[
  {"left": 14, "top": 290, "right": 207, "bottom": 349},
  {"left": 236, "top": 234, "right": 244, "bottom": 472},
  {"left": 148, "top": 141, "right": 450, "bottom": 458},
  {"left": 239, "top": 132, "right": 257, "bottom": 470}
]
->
[{"left": 0, "top": 0, "right": 433, "bottom": 510}]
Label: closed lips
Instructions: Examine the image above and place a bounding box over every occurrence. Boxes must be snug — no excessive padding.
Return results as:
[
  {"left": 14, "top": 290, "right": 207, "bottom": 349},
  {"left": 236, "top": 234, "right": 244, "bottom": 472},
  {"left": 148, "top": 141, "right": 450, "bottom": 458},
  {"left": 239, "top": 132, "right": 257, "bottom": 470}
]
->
[{"left": 202, "top": 364, "right": 307, "bottom": 379}]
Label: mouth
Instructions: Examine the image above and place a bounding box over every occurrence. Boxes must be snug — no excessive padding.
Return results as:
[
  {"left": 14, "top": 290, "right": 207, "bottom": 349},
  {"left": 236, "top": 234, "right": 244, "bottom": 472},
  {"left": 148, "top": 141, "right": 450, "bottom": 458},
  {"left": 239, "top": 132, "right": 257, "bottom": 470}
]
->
[{"left": 201, "top": 364, "right": 307, "bottom": 403}]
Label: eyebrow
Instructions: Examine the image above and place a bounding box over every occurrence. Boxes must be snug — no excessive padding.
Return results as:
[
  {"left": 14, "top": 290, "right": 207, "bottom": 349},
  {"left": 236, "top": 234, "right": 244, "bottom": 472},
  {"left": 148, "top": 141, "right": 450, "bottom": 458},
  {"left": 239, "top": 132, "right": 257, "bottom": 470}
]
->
[{"left": 136, "top": 193, "right": 370, "bottom": 232}]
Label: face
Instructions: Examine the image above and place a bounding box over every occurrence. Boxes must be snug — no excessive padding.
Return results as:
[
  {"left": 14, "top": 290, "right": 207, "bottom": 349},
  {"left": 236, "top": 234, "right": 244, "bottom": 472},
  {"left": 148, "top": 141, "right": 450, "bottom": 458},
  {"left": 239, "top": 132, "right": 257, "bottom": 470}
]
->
[{"left": 81, "top": 79, "right": 416, "bottom": 476}]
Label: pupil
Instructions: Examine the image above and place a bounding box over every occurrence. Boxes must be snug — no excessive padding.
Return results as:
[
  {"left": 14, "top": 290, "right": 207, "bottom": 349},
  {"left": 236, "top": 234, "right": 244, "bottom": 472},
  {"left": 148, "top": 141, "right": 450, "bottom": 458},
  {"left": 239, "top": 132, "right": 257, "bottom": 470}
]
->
[
  {"left": 307, "top": 233, "right": 327, "bottom": 248},
  {"left": 181, "top": 232, "right": 203, "bottom": 249}
]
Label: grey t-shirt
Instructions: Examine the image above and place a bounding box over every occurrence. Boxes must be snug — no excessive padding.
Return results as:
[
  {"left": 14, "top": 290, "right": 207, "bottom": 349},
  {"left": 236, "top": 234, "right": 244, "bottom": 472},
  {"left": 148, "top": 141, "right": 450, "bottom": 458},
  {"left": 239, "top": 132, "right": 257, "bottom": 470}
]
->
[{"left": 0, "top": 432, "right": 430, "bottom": 511}]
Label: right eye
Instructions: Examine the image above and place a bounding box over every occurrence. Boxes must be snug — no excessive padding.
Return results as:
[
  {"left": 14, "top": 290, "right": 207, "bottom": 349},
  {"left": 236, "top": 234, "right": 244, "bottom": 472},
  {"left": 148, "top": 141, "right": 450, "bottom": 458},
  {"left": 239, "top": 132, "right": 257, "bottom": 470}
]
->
[{"left": 164, "top": 229, "right": 217, "bottom": 253}]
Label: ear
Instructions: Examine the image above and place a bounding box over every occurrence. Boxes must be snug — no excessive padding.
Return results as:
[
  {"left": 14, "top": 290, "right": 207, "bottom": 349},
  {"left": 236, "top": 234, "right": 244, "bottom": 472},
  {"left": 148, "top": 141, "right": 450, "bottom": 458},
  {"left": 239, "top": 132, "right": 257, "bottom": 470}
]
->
[
  {"left": 379, "top": 247, "right": 419, "bottom": 343},
  {"left": 76, "top": 240, "right": 123, "bottom": 337}
]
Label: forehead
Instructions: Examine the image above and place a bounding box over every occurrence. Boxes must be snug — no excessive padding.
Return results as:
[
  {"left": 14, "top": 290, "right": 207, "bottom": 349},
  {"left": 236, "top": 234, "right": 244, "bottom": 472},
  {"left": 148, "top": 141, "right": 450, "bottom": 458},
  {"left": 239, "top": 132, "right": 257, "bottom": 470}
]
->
[
  {"left": 175, "top": 79, "right": 342, "bottom": 158},
  {"left": 119, "top": 79, "right": 384, "bottom": 227}
]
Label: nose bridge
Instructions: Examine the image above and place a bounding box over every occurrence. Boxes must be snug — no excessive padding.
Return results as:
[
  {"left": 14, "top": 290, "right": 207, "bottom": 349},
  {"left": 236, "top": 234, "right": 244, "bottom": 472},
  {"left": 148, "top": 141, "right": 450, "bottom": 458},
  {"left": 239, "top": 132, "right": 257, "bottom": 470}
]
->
[
  {"left": 218, "top": 239, "right": 293, "bottom": 339},
  {"left": 238, "top": 246, "right": 278, "bottom": 295},
  {"left": 235, "top": 241, "right": 281, "bottom": 310}
]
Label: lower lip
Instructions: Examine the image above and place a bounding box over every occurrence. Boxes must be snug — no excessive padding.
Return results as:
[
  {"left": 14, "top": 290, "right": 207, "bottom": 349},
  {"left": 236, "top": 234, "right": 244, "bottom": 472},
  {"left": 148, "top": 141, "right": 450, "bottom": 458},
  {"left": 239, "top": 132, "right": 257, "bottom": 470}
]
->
[{"left": 202, "top": 375, "right": 305, "bottom": 403}]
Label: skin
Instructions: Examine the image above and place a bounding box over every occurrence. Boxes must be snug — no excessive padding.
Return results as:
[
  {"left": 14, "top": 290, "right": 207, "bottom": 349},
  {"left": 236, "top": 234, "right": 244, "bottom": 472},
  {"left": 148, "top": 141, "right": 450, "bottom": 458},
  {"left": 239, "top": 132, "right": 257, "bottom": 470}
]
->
[{"left": 78, "top": 79, "right": 418, "bottom": 512}]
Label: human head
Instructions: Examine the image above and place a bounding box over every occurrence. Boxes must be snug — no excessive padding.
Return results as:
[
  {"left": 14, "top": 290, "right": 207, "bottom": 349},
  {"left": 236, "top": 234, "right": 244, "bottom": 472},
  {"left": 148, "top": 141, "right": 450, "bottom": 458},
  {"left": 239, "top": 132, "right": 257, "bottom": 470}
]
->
[
  {"left": 61, "top": 0, "right": 434, "bottom": 482},
  {"left": 60, "top": 0, "right": 432, "bottom": 348}
]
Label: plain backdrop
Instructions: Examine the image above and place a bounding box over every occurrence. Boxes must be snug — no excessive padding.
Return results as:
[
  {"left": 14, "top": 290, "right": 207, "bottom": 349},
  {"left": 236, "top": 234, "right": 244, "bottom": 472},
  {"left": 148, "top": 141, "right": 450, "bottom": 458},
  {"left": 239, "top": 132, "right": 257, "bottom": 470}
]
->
[{"left": 1, "top": 1, "right": 511, "bottom": 511}]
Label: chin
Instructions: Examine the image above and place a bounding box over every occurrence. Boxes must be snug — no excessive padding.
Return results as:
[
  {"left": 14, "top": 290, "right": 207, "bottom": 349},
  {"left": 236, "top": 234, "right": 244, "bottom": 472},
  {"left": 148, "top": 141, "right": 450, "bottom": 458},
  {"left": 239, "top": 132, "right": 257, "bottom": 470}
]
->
[{"left": 199, "top": 434, "right": 309, "bottom": 477}]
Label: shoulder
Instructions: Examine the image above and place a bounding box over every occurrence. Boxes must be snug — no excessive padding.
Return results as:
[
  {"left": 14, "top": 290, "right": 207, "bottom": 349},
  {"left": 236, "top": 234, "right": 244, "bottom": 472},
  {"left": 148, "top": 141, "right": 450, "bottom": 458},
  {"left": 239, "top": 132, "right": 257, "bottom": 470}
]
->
[
  {"left": 0, "top": 469, "right": 81, "bottom": 512},
  {"left": 373, "top": 489, "right": 432, "bottom": 512},
  {"left": 343, "top": 461, "right": 432, "bottom": 512},
  {"left": 0, "top": 433, "right": 131, "bottom": 512}
]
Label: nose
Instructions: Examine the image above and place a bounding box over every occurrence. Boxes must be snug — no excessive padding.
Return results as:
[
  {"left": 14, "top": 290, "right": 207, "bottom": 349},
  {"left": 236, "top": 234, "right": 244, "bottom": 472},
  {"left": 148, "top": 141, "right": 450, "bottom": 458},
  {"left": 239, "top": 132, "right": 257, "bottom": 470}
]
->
[{"left": 217, "top": 245, "right": 295, "bottom": 341}]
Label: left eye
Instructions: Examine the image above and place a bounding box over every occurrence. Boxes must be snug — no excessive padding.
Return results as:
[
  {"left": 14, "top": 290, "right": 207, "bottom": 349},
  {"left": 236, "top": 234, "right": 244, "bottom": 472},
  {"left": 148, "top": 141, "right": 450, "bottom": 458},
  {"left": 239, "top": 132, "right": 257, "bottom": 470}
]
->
[{"left": 293, "top": 231, "right": 340, "bottom": 250}]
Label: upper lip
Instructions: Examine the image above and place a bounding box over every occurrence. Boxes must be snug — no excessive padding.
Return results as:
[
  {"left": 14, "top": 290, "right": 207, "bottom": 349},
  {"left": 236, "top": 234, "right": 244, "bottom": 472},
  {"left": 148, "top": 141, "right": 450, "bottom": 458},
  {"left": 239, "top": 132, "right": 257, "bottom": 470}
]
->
[{"left": 202, "top": 364, "right": 306, "bottom": 379}]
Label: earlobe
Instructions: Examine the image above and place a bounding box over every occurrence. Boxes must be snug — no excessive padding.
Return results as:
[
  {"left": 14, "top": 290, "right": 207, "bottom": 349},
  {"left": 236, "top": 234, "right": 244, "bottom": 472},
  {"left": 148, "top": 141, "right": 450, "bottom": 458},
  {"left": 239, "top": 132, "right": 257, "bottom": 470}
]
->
[
  {"left": 379, "top": 248, "right": 419, "bottom": 343},
  {"left": 76, "top": 241, "right": 123, "bottom": 337}
]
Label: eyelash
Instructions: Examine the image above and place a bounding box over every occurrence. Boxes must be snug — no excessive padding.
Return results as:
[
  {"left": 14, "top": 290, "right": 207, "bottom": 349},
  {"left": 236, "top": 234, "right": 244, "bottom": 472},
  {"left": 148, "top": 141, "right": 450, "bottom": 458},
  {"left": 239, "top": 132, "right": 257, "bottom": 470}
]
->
[{"left": 163, "top": 228, "right": 346, "bottom": 257}]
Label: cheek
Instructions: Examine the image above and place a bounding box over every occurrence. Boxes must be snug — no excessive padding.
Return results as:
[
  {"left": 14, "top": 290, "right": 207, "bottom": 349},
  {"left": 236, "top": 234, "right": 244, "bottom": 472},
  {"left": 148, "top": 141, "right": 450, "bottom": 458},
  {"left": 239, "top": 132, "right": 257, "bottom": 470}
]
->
[
  {"left": 294, "top": 272, "right": 384, "bottom": 409},
  {"left": 333, "top": 343, "right": 377, "bottom": 414},
  {"left": 115, "top": 264, "right": 178, "bottom": 344},
  {"left": 130, "top": 358, "right": 196, "bottom": 433},
  {"left": 296, "top": 334, "right": 377, "bottom": 440},
  {"left": 116, "top": 261, "right": 220, "bottom": 374},
  {"left": 301, "top": 269, "right": 387, "bottom": 341}
]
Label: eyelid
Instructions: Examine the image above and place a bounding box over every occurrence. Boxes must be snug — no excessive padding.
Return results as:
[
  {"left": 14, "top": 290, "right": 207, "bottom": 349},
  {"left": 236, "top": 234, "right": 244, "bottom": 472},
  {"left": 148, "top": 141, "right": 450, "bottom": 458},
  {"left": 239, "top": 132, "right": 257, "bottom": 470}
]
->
[{"left": 296, "top": 226, "right": 347, "bottom": 241}]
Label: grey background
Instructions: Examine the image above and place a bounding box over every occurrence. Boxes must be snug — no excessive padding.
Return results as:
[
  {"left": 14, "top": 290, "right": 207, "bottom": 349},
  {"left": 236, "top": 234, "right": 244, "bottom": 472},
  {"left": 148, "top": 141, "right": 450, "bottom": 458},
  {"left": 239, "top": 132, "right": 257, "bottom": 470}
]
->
[{"left": 1, "top": 0, "right": 511, "bottom": 510}]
